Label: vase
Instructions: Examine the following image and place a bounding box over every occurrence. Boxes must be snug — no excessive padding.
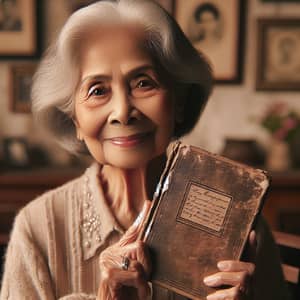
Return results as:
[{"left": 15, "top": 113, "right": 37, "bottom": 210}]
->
[
  {"left": 266, "top": 139, "right": 291, "bottom": 171},
  {"left": 289, "top": 131, "right": 300, "bottom": 169},
  {"left": 221, "top": 138, "right": 265, "bottom": 167}
]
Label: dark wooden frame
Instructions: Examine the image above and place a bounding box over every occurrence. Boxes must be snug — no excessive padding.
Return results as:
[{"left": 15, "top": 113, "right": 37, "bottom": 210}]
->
[
  {"left": 261, "top": 0, "right": 300, "bottom": 3},
  {"left": 10, "top": 63, "right": 37, "bottom": 113},
  {"left": 256, "top": 18, "right": 300, "bottom": 91},
  {"left": 172, "top": 0, "right": 246, "bottom": 84},
  {"left": 0, "top": 0, "right": 41, "bottom": 58}
]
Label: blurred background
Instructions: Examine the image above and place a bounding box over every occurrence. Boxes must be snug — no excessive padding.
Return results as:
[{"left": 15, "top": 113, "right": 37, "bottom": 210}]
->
[{"left": 0, "top": 0, "right": 300, "bottom": 297}]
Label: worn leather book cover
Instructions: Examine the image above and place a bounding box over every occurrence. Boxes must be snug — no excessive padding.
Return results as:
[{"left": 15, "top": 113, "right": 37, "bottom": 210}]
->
[{"left": 141, "top": 141, "right": 269, "bottom": 300}]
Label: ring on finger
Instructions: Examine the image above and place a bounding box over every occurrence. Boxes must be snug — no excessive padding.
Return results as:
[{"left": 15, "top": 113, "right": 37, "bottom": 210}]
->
[{"left": 121, "top": 256, "right": 130, "bottom": 271}]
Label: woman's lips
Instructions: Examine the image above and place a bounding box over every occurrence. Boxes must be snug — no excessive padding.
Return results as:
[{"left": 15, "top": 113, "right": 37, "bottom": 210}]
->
[{"left": 106, "top": 132, "right": 152, "bottom": 147}]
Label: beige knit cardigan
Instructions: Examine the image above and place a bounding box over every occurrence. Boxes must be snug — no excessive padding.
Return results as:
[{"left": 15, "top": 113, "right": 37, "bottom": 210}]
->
[{"left": 0, "top": 164, "right": 290, "bottom": 300}]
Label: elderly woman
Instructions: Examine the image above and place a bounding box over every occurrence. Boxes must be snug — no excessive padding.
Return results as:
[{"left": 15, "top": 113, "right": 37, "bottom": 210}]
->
[{"left": 0, "top": 1, "right": 289, "bottom": 300}]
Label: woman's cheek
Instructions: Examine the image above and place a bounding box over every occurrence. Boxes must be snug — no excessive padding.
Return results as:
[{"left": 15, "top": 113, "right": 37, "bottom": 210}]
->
[{"left": 76, "top": 109, "right": 107, "bottom": 138}]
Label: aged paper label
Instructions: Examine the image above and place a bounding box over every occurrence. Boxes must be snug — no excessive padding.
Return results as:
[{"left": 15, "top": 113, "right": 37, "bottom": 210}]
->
[{"left": 178, "top": 183, "right": 232, "bottom": 234}]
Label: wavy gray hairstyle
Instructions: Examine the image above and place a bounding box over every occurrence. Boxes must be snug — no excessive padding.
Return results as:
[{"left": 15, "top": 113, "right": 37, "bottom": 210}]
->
[{"left": 31, "top": 0, "right": 213, "bottom": 155}]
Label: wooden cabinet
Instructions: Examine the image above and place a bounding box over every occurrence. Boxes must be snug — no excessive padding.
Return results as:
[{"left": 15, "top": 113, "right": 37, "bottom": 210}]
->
[
  {"left": 263, "top": 171, "right": 300, "bottom": 234},
  {"left": 0, "top": 168, "right": 84, "bottom": 244}
]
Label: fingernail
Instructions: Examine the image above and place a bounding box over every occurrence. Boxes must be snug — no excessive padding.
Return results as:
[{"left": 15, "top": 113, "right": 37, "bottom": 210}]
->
[
  {"left": 217, "top": 261, "right": 229, "bottom": 270},
  {"left": 203, "top": 275, "right": 218, "bottom": 286}
]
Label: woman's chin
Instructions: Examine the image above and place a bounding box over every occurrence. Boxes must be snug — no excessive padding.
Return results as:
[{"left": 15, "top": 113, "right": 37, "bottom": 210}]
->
[{"left": 104, "top": 154, "right": 153, "bottom": 169}]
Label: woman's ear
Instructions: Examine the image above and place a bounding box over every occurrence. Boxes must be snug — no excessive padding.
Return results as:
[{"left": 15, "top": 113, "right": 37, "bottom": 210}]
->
[
  {"left": 72, "top": 118, "right": 84, "bottom": 141},
  {"left": 76, "top": 129, "right": 84, "bottom": 141}
]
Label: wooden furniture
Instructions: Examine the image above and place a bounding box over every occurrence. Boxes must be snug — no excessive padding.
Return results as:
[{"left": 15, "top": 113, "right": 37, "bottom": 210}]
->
[
  {"left": 262, "top": 171, "right": 300, "bottom": 234},
  {"left": 273, "top": 230, "right": 300, "bottom": 300},
  {"left": 0, "top": 167, "right": 84, "bottom": 243},
  {"left": 273, "top": 230, "right": 300, "bottom": 284}
]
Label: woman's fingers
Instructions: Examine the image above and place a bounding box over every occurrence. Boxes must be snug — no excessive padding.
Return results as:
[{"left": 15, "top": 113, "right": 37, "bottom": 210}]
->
[
  {"left": 204, "top": 270, "right": 249, "bottom": 288},
  {"left": 136, "top": 240, "right": 151, "bottom": 277},
  {"left": 217, "top": 260, "right": 255, "bottom": 274},
  {"left": 118, "top": 200, "right": 151, "bottom": 247},
  {"left": 202, "top": 232, "right": 257, "bottom": 300},
  {"left": 206, "top": 285, "right": 247, "bottom": 300},
  {"left": 101, "top": 258, "right": 151, "bottom": 299},
  {"left": 118, "top": 261, "right": 151, "bottom": 299},
  {"left": 98, "top": 201, "right": 152, "bottom": 299},
  {"left": 203, "top": 261, "right": 254, "bottom": 287}
]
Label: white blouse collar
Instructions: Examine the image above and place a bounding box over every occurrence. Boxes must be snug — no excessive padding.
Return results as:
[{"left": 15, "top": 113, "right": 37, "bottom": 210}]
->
[{"left": 80, "top": 163, "right": 125, "bottom": 260}]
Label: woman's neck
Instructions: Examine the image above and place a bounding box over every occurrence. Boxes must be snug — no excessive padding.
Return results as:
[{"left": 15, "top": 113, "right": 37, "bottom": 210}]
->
[{"left": 98, "top": 154, "right": 167, "bottom": 230}]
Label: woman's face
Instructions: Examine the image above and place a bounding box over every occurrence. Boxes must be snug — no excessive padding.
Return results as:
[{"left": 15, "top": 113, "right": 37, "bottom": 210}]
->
[{"left": 74, "top": 25, "right": 175, "bottom": 169}]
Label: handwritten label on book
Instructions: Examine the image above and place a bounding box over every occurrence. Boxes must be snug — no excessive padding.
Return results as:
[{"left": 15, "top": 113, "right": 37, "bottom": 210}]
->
[{"left": 177, "top": 183, "right": 232, "bottom": 235}]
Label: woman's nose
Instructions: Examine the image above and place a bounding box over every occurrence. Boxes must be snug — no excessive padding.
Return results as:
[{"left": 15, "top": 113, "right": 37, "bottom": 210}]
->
[{"left": 108, "top": 90, "right": 140, "bottom": 125}]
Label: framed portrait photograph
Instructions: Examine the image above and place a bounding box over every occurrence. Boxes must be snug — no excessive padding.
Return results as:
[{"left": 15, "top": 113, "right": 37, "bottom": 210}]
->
[
  {"left": 10, "top": 63, "right": 36, "bottom": 113},
  {"left": 261, "top": 0, "right": 300, "bottom": 2},
  {"left": 256, "top": 19, "right": 300, "bottom": 91},
  {"left": 0, "top": 0, "right": 38, "bottom": 58},
  {"left": 173, "top": 0, "right": 246, "bottom": 83},
  {"left": 3, "top": 137, "right": 30, "bottom": 168}
]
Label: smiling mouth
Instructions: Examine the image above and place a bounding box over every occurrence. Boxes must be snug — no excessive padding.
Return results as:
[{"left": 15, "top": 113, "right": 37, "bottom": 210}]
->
[{"left": 106, "top": 132, "right": 153, "bottom": 147}]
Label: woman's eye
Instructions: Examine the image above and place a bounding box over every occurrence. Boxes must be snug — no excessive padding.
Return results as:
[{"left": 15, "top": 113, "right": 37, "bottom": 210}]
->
[
  {"left": 87, "top": 85, "right": 110, "bottom": 98},
  {"left": 131, "top": 76, "right": 159, "bottom": 98},
  {"left": 136, "top": 79, "right": 154, "bottom": 89}
]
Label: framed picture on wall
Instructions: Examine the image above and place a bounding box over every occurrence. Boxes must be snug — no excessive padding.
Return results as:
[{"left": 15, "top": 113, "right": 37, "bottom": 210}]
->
[
  {"left": 10, "top": 63, "right": 37, "bottom": 113},
  {"left": 256, "top": 19, "right": 300, "bottom": 91},
  {"left": 173, "top": 0, "right": 246, "bottom": 83},
  {"left": 261, "top": 0, "right": 300, "bottom": 3},
  {"left": 0, "top": 0, "right": 39, "bottom": 58}
]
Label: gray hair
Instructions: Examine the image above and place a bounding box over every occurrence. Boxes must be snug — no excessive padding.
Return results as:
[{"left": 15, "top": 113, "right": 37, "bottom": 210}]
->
[{"left": 31, "top": 0, "right": 213, "bottom": 155}]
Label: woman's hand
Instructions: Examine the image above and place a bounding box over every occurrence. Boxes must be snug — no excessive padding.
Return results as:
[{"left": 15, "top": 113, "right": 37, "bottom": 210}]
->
[
  {"left": 97, "top": 201, "right": 152, "bottom": 300},
  {"left": 203, "top": 231, "right": 257, "bottom": 300}
]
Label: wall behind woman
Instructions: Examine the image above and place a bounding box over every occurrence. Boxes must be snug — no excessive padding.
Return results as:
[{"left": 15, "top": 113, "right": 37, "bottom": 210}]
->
[
  {"left": 0, "top": 0, "right": 299, "bottom": 164},
  {"left": 182, "top": 0, "right": 300, "bottom": 154}
]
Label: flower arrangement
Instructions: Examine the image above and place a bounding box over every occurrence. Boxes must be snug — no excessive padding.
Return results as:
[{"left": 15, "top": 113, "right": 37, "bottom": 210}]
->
[{"left": 260, "top": 102, "right": 300, "bottom": 143}]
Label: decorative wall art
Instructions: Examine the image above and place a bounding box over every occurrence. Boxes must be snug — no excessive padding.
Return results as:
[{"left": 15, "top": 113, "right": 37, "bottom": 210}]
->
[
  {"left": 173, "top": 0, "right": 246, "bottom": 83},
  {"left": 256, "top": 18, "right": 300, "bottom": 91},
  {"left": 0, "top": 0, "right": 39, "bottom": 58},
  {"left": 10, "top": 63, "right": 37, "bottom": 113}
]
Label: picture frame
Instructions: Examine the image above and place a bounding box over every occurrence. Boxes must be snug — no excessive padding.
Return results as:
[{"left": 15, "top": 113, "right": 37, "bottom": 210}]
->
[
  {"left": 256, "top": 18, "right": 300, "bottom": 91},
  {"left": 261, "top": 0, "right": 300, "bottom": 3},
  {"left": 3, "top": 137, "right": 30, "bottom": 168},
  {"left": 0, "top": 0, "right": 40, "bottom": 58},
  {"left": 173, "top": 0, "right": 246, "bottom": 83},
  {"left": 10, "top": 63, "right": 37, "bottom": 113}
]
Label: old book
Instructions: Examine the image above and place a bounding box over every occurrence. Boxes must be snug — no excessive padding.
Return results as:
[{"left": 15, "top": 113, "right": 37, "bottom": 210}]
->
[{"left": 141, "top": 141, "right": 269, "bottom": 300}]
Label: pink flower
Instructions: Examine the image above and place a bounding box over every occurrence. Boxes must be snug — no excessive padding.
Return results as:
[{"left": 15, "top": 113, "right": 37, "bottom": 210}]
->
[{"left": 283, "top": 117, "right": 298, "bottom": 130}]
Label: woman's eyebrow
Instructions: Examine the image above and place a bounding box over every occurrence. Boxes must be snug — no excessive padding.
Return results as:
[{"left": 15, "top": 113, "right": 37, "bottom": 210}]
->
[
  {"left": 80, "top": 74, "right": 111, "bottom": 86},
  {"left": 126, "top": 65, "right": 155, "bottom": 78},
  {"left": 79, "top": 64, "right": 156, "bottom": 90}
]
